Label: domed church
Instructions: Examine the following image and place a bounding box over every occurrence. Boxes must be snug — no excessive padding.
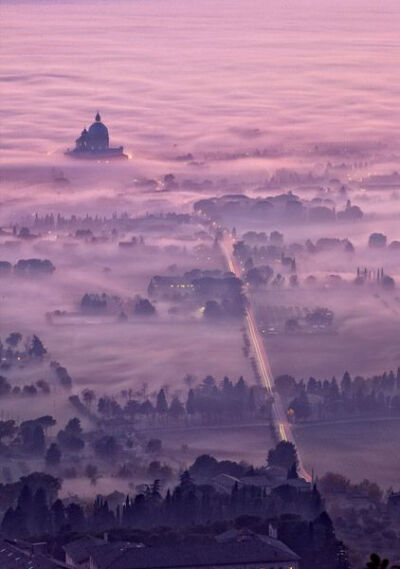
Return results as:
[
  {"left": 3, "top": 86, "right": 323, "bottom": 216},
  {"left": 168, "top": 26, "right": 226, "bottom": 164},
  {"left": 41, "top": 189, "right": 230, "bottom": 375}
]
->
[{"left": 66, "top": 112, "right": 127, "bottom": 159}]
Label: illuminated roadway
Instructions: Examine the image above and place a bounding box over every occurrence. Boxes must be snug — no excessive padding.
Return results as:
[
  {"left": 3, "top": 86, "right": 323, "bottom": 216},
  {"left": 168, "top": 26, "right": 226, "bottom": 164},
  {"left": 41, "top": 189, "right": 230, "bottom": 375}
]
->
[{"left": 220, "top": 231, "right": 311, "bottom": 481}]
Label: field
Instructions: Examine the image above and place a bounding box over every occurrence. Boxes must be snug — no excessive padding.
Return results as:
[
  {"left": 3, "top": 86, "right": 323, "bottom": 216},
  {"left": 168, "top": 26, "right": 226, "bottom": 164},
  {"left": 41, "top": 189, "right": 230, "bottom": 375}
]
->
[{"left": 294, "top": 417, "right": 400, "bottom": 489}]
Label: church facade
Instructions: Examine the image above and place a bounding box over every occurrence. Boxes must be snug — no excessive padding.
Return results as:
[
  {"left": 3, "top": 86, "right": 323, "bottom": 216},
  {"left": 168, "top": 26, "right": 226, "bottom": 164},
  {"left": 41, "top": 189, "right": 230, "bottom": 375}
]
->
[{"left": 66, "top": 112, "right": 127, "bottom": 159}]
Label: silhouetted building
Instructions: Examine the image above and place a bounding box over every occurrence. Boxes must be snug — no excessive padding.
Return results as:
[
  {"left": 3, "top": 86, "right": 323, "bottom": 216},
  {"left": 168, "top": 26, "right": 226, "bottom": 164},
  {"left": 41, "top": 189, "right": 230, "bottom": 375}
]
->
[
  {"left": 66, "top": 112, "right": 127, "bottom": 159},
  {"left": 90, "top": 538, "right": 300, "bottom": 569},
  {"left": 0, "top": 539, "right": 66, "bottom": 569},
  {"left": 63, "top": 535, "right": 106, "bottom": 568}
]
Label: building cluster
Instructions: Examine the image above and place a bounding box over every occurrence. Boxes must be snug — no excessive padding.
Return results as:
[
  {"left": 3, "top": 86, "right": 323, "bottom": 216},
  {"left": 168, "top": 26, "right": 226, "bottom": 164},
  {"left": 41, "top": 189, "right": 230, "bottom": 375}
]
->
[{"left": 0, "top": 528, "right": 301, "bottom": 569}]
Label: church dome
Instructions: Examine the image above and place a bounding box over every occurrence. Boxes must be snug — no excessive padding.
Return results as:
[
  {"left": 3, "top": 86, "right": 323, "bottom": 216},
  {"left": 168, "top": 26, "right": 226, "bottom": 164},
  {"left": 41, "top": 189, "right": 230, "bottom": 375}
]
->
[{"left": 87, "top": 112, "right": 109, "bottom": 150}]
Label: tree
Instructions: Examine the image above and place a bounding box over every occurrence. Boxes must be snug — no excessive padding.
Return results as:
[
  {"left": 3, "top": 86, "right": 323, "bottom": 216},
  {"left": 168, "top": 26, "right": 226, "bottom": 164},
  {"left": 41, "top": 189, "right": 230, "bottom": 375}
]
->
[
  {"left": 156, "top": 389, "right": 168, "bottom": 414},
  {"left": 17, "top": 485, "right": 33, "bottom": 519},
  {"left": 189, "top": 454, "right": 219, "bottom": 478},
  {"left": 270, "top": 230, "right": 283, "bottom": 245},
  {"left": 65, "top": 502, "right": 85, "bottom": 531},
  {"left": 287, "top": 462, "right": 299, "bottom": 479},
  {"left": 19, "top": 472, "right": 61, "bottom": 505},
  {"left": 186, "top": 389, "right": 197, "bottom": 415},
  {"left": 288, "top": 391, "right": 311, "bottom": 421},
  {"left": 368, "top": 233, "right": 387, "bottom": 248},
  {"left": 51, "top": 499, "right": 65, "bottom": 533},
  {"left": 32, "top": 488, "right": 49, "bottom": 534},
  {"left": 0, "top": 420, "right": 17, "bottom": 442},
  {"left": 341, "top": 371, "right": 351, "bottom": 394},
  {"left": 36, "top": 380, "right": 50, "bottom": 394},
  {"left": 45, "top": 443, "right": 61, "bottom": 468},
  {"left": 169, "top": 397, "right": 184, "bottom": 419},
  {"left": 0, "top": 376, "right": 11, "bottom": 397},
  {"left": 125, "top": 399, "right": 141, "bottom": 417},
  {"left": 94, "top": 435, "right": 118, "bottom": 460},
  {"left": 179, "top": 470, "right": 194, "bottom": 492},
  {"left": 203, "top": 300, "right": 222, "bottom": 320},
  {"left": 274, "top": 375, "right": 296, "bottom": 398},
  {"left": 1, "top": 508, "right": 18, "bottom": 537},
  {"left": 134, "top": 297, "right": 156, "bottom": 316},
  {"left": 140, "top": 399, "right": 154, "bottom": 416},
  {"left": 202, "top": 375, "right": 216, "bottom": 393},
  {"left": 57, "top": 428, "right": 84, "bottom": 452},
  {"left": 32, "top": 424, "right": 46, "bottom": 454},
  {"left": 29, "top": 335, "right": 47, "bottom": 358},
  {"left": 85, "top": 463, "right": 98, "bottom": 485},
  {"left": 235, "top": 376, "right": 247, "bottom": 398},
  {"left": 246, "top": 267, "right": 267, "bottom": 287},
  {"left": 267, "top": 441, "right": 299, "bottom": 470},
  {"left": 147, "top": 461, "right": 172, "bottom": 480},
  {"left": 65, "top": 417, "right": 82, "bottom": 436},
  {"left": 52, "top": 363, "right": 72, "bottom": 389},
  {"left": 37, "top": 415, "right": 56, "bottom": 432},
  {"left": 355, "top": 479, "right": 383, "bottom": 502},
  {"left": 247, "top": 388, "right": 256, "bottom": 414},
  {"left": 366, "top": 554, "right": 390, "bottom": 569},
  {"left": 82, "top": 389, "right": 95, "bottom": 408},
  {"left": 6, "top": 332, "right": 22, "bottom": 347},
  {"left": 319, "top": 472, "right": 350, "bottom": 494},
  {"left": 23, "top": 384, "right": 38, "bottom": 396}
]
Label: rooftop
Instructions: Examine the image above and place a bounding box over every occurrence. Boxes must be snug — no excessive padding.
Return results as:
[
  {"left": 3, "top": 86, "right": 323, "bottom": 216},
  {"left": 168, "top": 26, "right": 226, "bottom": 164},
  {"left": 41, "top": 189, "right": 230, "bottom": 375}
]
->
[
  {"left": 63, "top": 535, "right": 105, "bottom": 564},
  {"left": 91, "top": 539, "right": 299, "bottom": 569},
  {"left": 0, "top": 540, "right": 66, "bottom": 569}
]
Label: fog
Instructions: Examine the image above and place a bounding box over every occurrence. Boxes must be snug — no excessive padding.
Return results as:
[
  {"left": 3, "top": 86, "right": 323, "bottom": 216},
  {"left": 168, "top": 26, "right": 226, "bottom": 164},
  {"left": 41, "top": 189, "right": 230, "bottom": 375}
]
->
[{"left": 1, "top": 0, "right": 400, "bottom": 513}]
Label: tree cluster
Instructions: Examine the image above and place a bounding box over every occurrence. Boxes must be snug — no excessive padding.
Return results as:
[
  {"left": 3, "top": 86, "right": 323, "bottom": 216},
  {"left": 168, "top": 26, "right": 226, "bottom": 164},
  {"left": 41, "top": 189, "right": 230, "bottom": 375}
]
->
[
  {"left": 1, "top": 468, "right": 322, "bottom": 540},
  {"left": 275, "top": 369, "right": 400, "bottom": 422},
  {"left": 95, "top": 376, "right": 270, "bottom": 427}
]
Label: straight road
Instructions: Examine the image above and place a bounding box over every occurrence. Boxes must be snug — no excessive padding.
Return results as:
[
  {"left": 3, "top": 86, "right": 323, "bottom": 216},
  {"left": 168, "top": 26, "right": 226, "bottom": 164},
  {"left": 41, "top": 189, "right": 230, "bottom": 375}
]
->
[{"left": 220, "top": 232, "right": 311, "bottom": 481}]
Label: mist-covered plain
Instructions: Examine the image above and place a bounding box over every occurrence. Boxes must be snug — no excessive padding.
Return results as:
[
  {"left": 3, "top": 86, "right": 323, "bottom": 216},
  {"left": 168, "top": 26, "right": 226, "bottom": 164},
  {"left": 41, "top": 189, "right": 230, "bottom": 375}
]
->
[{"left": 0, "top": 0, "right": 400, "bottom": 563}]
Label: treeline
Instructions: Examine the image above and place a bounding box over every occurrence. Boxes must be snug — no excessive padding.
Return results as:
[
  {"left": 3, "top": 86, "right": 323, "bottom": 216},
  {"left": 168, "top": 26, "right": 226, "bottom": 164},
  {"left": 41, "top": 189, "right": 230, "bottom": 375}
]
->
[
  {"left": 0, "top": 377, "right": 51, "bottom": 398},
  {"left": 1, "top": 468, "right": 322, "bottom": 538},
  {"left": 318, "top": 473, "right": 399, "bottom": 563},
  {"left": 0, "top": 259, "right": 55, "bottom": 276},
  {"left": 274, "top": 369, "right": 400, "bottom": 421},
  {"left": 0, "top": 479, "right": 345, "bottom": 569},
  {"left": 194, "top": 192, "right": 362, "bottom": 225},
  {"left": 94, "top": 376, "right": 271, "bottom": 426},
  {"left": 0, "top": 333, "right": 47, "bottom": 364},
  {"left": 23, "top": 211, "right": 191, "bottom": 232},
  {"left": 0, "top": 415, "right": 125, "bottom": 477},
  {"left": 0, "top": 333, "right": 72, "bottom": 395},
  {"left": 80, "top": 293, "right": 155, "bottom": 317}
]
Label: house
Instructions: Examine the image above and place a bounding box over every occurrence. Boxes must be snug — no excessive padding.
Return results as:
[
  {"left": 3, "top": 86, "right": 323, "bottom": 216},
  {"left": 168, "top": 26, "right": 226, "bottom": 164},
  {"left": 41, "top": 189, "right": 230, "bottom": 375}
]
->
[
  {"left": 239, "top": 472, "right": 311, "bottom": 495},
  {"left": 212, "top": 473, "right": 242, "bottom": 494},
  {"left": 0, "top": 539, "right": 67, "bottom": 569},
  {"left": 284, "top": 478, "right": 312, "bottom": 493},
  {"left": 63, "top": 536, "right": 105, "bottom": 568},
  {"left": 147, "top": 275, "right": 194, "bottom": 298},
  {"left": 239, "top": 474, "right": 276, "bottom": 494},
  {"left": 89, "top": 537, "right": 300, "bottom": 569}
]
